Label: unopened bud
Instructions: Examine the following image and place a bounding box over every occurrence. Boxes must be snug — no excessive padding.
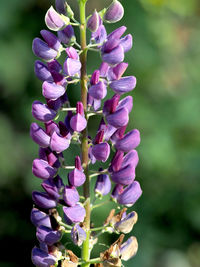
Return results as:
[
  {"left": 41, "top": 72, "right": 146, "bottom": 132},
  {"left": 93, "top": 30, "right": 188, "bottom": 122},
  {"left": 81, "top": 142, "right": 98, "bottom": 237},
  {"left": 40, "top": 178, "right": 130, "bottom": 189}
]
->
[{"left": 104, "top": 0, "right": 124, "bottom": 23}]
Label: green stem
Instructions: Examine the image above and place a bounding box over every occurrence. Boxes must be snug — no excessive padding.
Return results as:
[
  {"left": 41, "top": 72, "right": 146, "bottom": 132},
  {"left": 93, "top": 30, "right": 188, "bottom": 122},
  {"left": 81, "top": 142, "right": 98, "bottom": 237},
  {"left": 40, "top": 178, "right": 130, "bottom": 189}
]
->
[
  {"left": 92, "top": 200, "right": 111, "bottom": 210},
  {"left": 90, "top": 226, "right": 106, "bottom": 232},
  {"left": 79, "top": 1, "right": 90, "bottom": 267}
]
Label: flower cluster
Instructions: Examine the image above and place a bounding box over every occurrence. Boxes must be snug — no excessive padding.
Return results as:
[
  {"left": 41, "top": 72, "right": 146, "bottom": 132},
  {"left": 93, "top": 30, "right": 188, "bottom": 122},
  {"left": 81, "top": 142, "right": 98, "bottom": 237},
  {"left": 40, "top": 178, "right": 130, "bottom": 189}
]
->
[{"left": 30, "top": 0, "right": 142, "bottom": 266}]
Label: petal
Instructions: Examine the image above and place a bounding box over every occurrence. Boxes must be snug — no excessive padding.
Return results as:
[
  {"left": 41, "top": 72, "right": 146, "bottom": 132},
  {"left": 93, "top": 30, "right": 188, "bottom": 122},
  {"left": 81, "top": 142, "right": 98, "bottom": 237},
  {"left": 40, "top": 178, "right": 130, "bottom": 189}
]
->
[
  {"left": 32, "top": 100, "right": 57, "bottom": 122},
  {"left": 106, "top": 107, "right": 129, "bottom": 128},
  {"left": 42, "top": 81, "right": 65, "bottom": 100},
  {"left": 32, "top": 159, "right": 57, "bottom": 179},
  {"left": 115, "top": 129, "right": 140, "bottom": 152},
  {"left": 111, "top": 164, "right": 135, "bottom": 185},
  {"left": 30, "top": 208, "right": 51, "bottom": 228},
  {"left": 34, "top": 60, "right": 53, "bottom": 82},
  {"left": 92, "top": 143, "right": 110, "bottom": 162},
  {"left": 32, "top": 191, "right": 57, "bottom": 209},
  {"left": 31, "top": 247, "right": 56, "bottom": 267},
  {"left": 70, "top": 114, "right": 87, "bottom": 132},
  {"left": 63, "top": 204, "right": 86, "bottom": 224},
  {"left": 32, "top": 38, "right": 57, "bottom": 61},
  {"left": 89, "top": 81, "right": 107, "bottom": 100},
  {"left": 63, "top": 58, "right": 81, "bottom": 76},
  {"left": 68, "top": 168, "right": 86, "bottom": 187},
  {"left": 30, "top": 122, "right": 50, "bottom": 148},
  {"left": 109, "top": 76, "right": 136, "bottom": 94},
  {"left": 50, "top": 131, "right": 70, "bottom": 153},
  {"left": 102, "top": 44, "right": 124, "bottom": 65},
  {"left": 63, "top": 185, "right": 80, "bottom": 206},
  {"left": 117, "top": 181, "right": 142, "bottom": 206},
  {"left": 36, "top": 225, "right": 61, "bottom": 246}
]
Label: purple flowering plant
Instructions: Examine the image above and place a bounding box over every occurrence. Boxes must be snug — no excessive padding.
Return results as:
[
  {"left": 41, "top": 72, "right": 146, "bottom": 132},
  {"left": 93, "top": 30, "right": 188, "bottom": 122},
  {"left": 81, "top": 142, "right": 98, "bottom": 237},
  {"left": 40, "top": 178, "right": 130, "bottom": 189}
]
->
[{"left": 30, "top": 0, "right": 142, "bottom": 266}]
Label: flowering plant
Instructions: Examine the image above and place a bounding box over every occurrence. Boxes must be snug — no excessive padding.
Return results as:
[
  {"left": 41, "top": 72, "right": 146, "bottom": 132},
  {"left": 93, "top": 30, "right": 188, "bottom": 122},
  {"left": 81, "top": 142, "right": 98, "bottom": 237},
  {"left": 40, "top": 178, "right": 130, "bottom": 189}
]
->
[{"left": 30, "top": 0, "right": 142, "bottom": 266}]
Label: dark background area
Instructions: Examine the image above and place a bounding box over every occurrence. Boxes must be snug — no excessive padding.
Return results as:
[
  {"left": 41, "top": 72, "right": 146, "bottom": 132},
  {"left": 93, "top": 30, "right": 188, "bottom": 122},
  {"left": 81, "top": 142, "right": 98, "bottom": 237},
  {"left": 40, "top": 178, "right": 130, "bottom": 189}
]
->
[{"left": 0, "top": 0, "right": 200, "bottom": 266}]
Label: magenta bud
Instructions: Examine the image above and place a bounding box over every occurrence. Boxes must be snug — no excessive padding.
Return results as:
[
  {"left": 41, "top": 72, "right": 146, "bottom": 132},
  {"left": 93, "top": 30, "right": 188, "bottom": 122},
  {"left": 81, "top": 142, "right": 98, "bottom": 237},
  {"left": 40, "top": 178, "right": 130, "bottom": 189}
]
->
[
  {"left": 120, "top": 34, "right": 133, "bottom": 53},
  {"left": 94, "top": 129, "right": 104, "bottom": 144},
  {"left": 75, "top": 156, "right": 82, "bottom": 171},
  {"left": 41, "top": 179, "right": 60, "bottom": 200},
  {"left": 68, "top": 168, "right": 86, "bottom": 187},
  {"left": 115, "top": 129, "right": 140, "bottom": 152},
  {"left": 30, "top": 123, "right": 50, "bottom": 148},
  {"left": 34, "top": 60, "right": 54, "bottom": 82},
  {"left": 32, "top": 38, "right": 57, "bottom": 61},
  {"left": 71, "top": 224, "right": 86, "bottom": 246},
  {"left": 117, "top": 96, "right": 133, "bottom": 113},
  {"left": 63, "top": 58, "right": 81, "bottom": 76},
  {"left": 32, "top": 101, "right": 57, "bottom": 122},
  {"left": 99, "top": 62, "right": 110, "bottom": 77},
  {"left": 109, "top": 150, "right": 124, "bottom": 172},
  {"left": 36, "top": 225, "right": 61, "bottom": 246},
  {"left": 32, "top": 191, "right": 57, "bottom": 209},
  {"left": 95, "top": 173, "right": 111, "bottom": 196},
  {"left": 31, "top": 247, "right": 56, "bottom": 267},
  {"left": 70, "top": 114, "right": 87, "bottom": 132},
  {"left": 104, "top": 0, "right": 124, "bottom": 23},
  {"left": 90, "top": 70, "right": 100, "bottom": 85},
  {"left": 42, "top": 81, "right": 65, "bottom": 100},
  {"left": 40, "top": 30, "right": 61, "bottom": 51},
  {"left": 117, "top": 181, "right": 142, "bottom": 206},
  {"left": 108, "top": 62, "right": 128, "bottom": 81},
  {"left": 50, "top": 131, "right": 70, "bottom": 153},
  {"left": 121, "top": 150, "right": 139, "bottom": 169},
  {"left": 63, "top": 185, "right": 80, "bottom": 206},
  {"left": 120, "top": 236, "right": 138, "bottom": 261},
  {"left": 30, "top": 208, "right": 51, "bottom": 228},
  {"left": 91, "top": 24, "right": 107, "bottom": 44},
  {"left": 89, "top": 81, "right": 107, "bottom": 100},
  {"left": 47, "top": 60, "right": 62, "bottom": 73},
  {"left": 32, "top": 159, "right": 57, "bottom": 179},
  {"left": 87, "top": 10, "right": 99, "bottom": 32},
  {"left": 45, "top": 121, "right": 60, "bottom": 136},
  {"left": 58, "top": 25, "right": 75, "bottom": 44},
  {"left": 45, "top": 6, "right": 67, "bottom": 31},
  {"left": 115, "top": 211, "right": 138, "bottom": 234},
  {"left": 102, "top": 44, "right": 124, "bottom": 65},
  {"left": 92, "top": 142, "right": 110, "bottom": 162},
  {"left": 106, "top": 107, "right": 129, "bottom": 128},
  {"left": 111, "top": 184, "right": 124, "bottom": 201},
  {"left": 111, "top": 164, "right": 135, "bottom": 185},
  {"left": 109, "top": 76, "right": 137, "bottom": 94},
  {"left": 107, "top": 26, "right": 126, "bottom": 40},
  {"left": 63, "top": 204, "right": 86, "bottom": 224},
  {"left": 103, "top": 94, "right": 120, "bottom": 115}
]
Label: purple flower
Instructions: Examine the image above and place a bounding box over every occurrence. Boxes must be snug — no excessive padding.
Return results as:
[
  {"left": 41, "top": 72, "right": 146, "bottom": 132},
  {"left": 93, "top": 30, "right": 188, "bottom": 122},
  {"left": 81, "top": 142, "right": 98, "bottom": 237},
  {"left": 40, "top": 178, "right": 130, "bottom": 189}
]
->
[
  {"left": 55, "top": 0, "right": 66, "bottom": 15},
  {"left": 111, "top": 184, "right": 124, "bottom": 201},
  {"left": 111, "top": 164, "right": 135, "bottom": 185},
  {"left": 70, "top": 102, "right": 87, "bottom": 132},
  {"left": 36, "top": 225, "right": 61, "bottom": 245},
  {"left": 58, "top": 25, "right": 75, "bottom": 44},
  {"left": 89, "top": 81, "right": 107, "bottom": 100},
  {"left": 30, "top": 123, "right": 50, "bottom": 148},
  {"left": 71, "top": 224, "right": 86, "bottom": 246},
  {"left": 30, "top": 208, "right": 51, "bottom": 228},
  {"left": 109, "top": 150, "right": 124, "bottom": 172},
  {"left": 40, "top": 30, "right": 61, "bottom": 51},
  {"left": 45, "top": 6, "right": 67, "bottom": 31},
  {"left": 32, "top": 101, "right": 57, "bottom": 122},
  {"left": 115, "top": 129, "right": 140, "bottom": 152},
  {"left": 63, "top": 204, "right": 86, "bottom": 224},
  {"left": 120, "top": 34, "right": 133, "bottom": 53},
  {"left": 50, "top": 131, "right": 70, "bottom": 153},
  {"left": 92, "top": 142, "right": 110, "bottom": 162},
  {"left": 68, "top": 168, "right": 86, "bottom": 187},
  {"left": 106, "top": 107, "right": 129, "bottom": 128},
  {"left": 47, "top": 59, "right": 62, "bottom": 73},
  {"left": 42, "top": 81, "right": 65, "bottom": 100},
  {"left": 87, "top": 10, "right": 99, "bottom": 32},
  {"left": 117, "top": 181, "right": 142, "bottom": 206},
  {"left": 32, "top": 38, "right": 57, "bottom": 61},
  {"left": 109, "top": 76, "right": 136, "bottom": 94},
  {"left": 91, "top": 24, "right": 107, "bottom": 44},
  {"left": 32, "top": 159, "right": 57, "bottom": 179},
  {"left": 121, "top": 150, "right": 139, "bottom": 169},
  {"left": 107, "top": 26, "right": 126, "bottom": 40},
  {"left": 31, "top": 247, "right": 56, "bottom": 267},
  {"left": 41, "top": 179, "right": 60, "bottom": 200},
  {"left": 32, "top": 191, "right": 57, "bottom": 209},
  {"left": 117, "top": 96, "right": 133, "bottom": 113},
  {"left": 104, "top": 0, "right": 124, "bottom": 23},
  {"left": 102, "top": 44, "right": 124, "bottom": 65},
  {"left": 107, "top": 62, "right": 128, "bottom": 81},
  {"left": 34, "top": 60, "right": 54, "bottom": 82},
  {"left": 63, "top": 185, "right": 80, "bottom": 206},
  {"left": 63, "top": 58, "right": 81, "bottom": 76},
  {"left": 95, "top": 173, "right": 111, "bottom": 196}
]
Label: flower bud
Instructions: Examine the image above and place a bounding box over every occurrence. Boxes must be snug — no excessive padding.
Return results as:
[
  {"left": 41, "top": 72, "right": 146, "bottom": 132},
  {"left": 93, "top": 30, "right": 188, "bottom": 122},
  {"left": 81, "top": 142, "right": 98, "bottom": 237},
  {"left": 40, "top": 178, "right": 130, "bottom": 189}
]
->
[
  {"left": 50, "top": 131, "right": 70, "bottom": 153},
  {"left": 89, "top": 81, "right": 107, "bottom": 100},
  {"left": 71, "top": 224, "right": 86, "bottom": 246},
  {"left": 117, "top": 181, "right": 142, "bottom": 206},
  {"left": 45, "top": 6, "right": 68, "bottom": 31},
  {"left": 104, "top": 0, "right": 124, "bottom": 23},
  {"left": 63, "top": 58, "right": 81, "bottom": 76},
  {"left": 32, "top": 159, "right": 57, "bottom": 179},
  {"left": 31, "top": 247, "right": 56, "bottom": 267},
  {"left": 34, "top": 60, "right": 54, "bottom": 82},
  {"left": 115, "top": 129, "right": 140, "bottom": 152},
  {"left": 106, "top": 107, "right": 129, "bottom": 128},
  {"left": 58, "top": 25, "right": 75, "bottom": 44},
  {"left": 55, "top": 0, "right": 66, "bottom": 15},
  {"left": 32, "top": 101, "right": 57, "bottom": 122},
  {"left": 36, "top": 225, "right": 61, "bottom": 245},
  {"left": 32, "top": 38, "right": 57, "bottom": 61},
  {"left": 87, "top": 10, "right": 99, "bottom": 32},
  {"left": 92, "top": 142, "right": 110, "bottom": 162},
  {"left": 120, "top": 236, "right": 138, "bottom": 261},
  {"left": 121, "top": 149, "right": 139, "bottom": 169},
  {"left": 70, "top": 103, "right": 87, "bottom": 132},
  {"left": 42, "top": 81, "right": 65, "bottom": 100},
  {"left": 111, "top": 164, "right": 135, "bottom": 185},
  {"left": 63, "top": 204, "right": 86, "bottom": 224},
  {"left": 41, "top": 179, "right": 60, "bottom": 200},
  {"left": 32, "top": 191, "right": 57, "bottom": 209},
  {"left": 30, "top": 123, "right": 50, "bottom": 148},
  {"left": 95, "top": 172, "right": 111, "bottom": 196},
  {"left": 68, "top": 168, "right": 86, "bottom": 187},
  {"left": 40, "top": 30, "right": 61, "bottom": 51},
  {"left": 63, "top": 186, "right": 80, "bottom": 206},
  {"left": 30, "top": 208, "right": 51, "bottom": 228},
  {"left": 109, "top": 76, "right": 136, "bottom": 94},
  {"left": 114, "top": 211, "right": 138, "bottom": 233},
  {"left": 120, "top": 34, "right": 133, "bottom": 53},
  {"left": 90, "top": 70, "right": 100, "bottom": 85}
]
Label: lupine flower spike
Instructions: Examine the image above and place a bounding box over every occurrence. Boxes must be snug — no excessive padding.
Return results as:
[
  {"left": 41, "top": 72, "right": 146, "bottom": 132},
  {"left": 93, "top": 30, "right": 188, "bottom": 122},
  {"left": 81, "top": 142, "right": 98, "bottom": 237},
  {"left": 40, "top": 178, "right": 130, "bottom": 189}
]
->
[{"left": 30, "top": 0, "right": 142, "bottom": 266}]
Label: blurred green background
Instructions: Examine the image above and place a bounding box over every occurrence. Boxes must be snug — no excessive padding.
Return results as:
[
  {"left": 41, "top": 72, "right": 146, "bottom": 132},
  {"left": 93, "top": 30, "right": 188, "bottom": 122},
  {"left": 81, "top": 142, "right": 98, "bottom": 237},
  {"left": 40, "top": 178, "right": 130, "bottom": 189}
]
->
[{"left": 0, "top": 0, "right": 200, "bottom": 266}]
